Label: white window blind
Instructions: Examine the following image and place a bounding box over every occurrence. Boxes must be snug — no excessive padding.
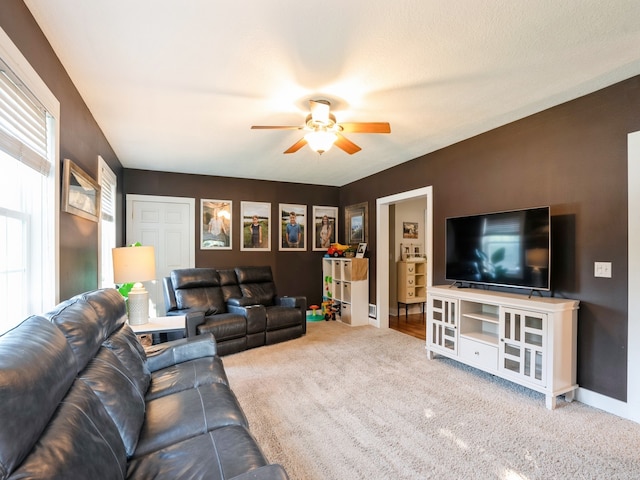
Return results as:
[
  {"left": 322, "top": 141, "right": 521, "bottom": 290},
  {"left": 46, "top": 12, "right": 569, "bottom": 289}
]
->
[{"left": 0, "top": 60, "right": 50, "bottom": 176}]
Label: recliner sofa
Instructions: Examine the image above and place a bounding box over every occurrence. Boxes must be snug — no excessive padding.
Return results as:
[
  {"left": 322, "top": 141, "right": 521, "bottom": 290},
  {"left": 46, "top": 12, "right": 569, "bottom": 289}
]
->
[
  {"left": 163, "top": 266, "right": 306, "bottom": 355},
  {"left": 0, "top": 288, "right": 289, "bottom": 479}
]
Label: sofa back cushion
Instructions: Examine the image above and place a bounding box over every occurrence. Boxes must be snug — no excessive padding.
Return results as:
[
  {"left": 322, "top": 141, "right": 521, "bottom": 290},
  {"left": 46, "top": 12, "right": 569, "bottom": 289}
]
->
[
  {"left": 0, "top": 316, "right": 77, "bottom": 478},
  {"left": 8, "top": 380, "right": 127, "bottom": 479},
  {"left": 79, "top": 348, "right": 146, "bottom": 457},
  {"left": 171, "top": 268, "right": 227, "bottom": 315},
  {"left": 44, "top": 289, "right": 126, "bottom": 373},
  {"left": 235, "top": 266, "right": 277, "bottom": 306},
  {"left": 218, "top": 268, "right": 241, "bottom": 302},
  {"left": 102, "top": 324, "right": 151, "bottom": 397}
]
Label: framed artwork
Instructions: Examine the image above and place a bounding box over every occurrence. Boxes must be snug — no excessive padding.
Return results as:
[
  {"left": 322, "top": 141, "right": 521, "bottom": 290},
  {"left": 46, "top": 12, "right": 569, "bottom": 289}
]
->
[
  {"left": 403, "top": 221, "right": 419, "bottom": 239},
  {"left": 62, "top": 158, "right": 101, "bottom": 222},
  {"left": 279, "top": 203, "right": 306, "bottom": 251},
  {"left": 312, "top": 205, "right": 338, "bottom": 251},
  {"left": 356, "top": 242, "right": 367, "bottom": 258},
  {"left": 345, "top": 201, "right": 368, "bottom": 245},
  {"left": 240, "top": 201, "right": 271, "bottom": 251},
  {"left": 201, "top": 199, "right": 232, "bottom": 249}
]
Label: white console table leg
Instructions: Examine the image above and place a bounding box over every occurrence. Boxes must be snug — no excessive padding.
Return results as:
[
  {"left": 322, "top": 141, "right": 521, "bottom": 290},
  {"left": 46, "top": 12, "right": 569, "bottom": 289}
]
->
[
  {"left": 564, "top": 390, "right": 575, "bottom": 403},
  {"left": 545, "top": 394, "right": 557, "bottom": 410}
]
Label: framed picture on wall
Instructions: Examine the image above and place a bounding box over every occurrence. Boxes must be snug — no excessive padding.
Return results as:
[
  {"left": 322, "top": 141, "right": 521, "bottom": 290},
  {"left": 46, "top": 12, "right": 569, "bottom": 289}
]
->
[
  {"left": 240, "top": 201, "right": 271, "bottom": 251},
  {"left": 279, "top": 203, "right": 306, "bottom": 251},
  {"left": 201, "top": 199, "right": 232, "bottom": 249},
  {"left": 403, "top": 221, "right": 419, "bottom": 239},
  {"left": 62, "top": 158, "right": 101, "bottom": 222},
  {"left": 345, "top": 201, "right": 368, "bottom": 245},
  {"left": 312, "top": 205, "right": 338, "bottom": 251}
]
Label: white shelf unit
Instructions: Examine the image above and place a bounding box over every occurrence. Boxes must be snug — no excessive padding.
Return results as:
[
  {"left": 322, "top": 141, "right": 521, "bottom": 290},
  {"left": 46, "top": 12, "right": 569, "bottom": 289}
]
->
[
  {"left": 397, "top": 259, "right": 427, "bottom": 316},
  {"left": 322, "top": 258, "right": 369, "bottom": 326},
  {"left": 426, "top": 285, "right": 579, "bottom": 409}
]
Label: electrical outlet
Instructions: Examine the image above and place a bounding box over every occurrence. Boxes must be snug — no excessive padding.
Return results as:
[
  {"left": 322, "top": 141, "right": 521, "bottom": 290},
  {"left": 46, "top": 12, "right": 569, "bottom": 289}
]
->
[{"left": 594, "top": 262, "right": 612, "bottom": 278}]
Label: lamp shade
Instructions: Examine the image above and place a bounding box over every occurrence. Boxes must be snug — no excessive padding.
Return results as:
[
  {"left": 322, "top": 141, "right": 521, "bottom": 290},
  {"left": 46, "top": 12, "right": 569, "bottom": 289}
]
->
[
  {"left": 112, "top": 246, "right": 156, "bottom": 325},
  {"left": 112, "top": 246, "right": 156, "bottom": 284}
]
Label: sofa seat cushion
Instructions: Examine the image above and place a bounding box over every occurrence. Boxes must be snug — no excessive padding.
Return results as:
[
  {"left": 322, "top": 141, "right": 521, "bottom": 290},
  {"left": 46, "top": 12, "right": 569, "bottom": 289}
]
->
[
  {"left": 265, "top": 306, "right": 302, "bottom": 331},
  {"left": 197, "top": 313, "right": 246, "bottom": 341},
  {"left": 126, "top": 425, "right": 270, "bottom": 480},
  {"left": 134, "top": 383, "right": 248, "bottom": 457},
  {"left": 146, "top": 356, "right": 229, "bottom": 401}
]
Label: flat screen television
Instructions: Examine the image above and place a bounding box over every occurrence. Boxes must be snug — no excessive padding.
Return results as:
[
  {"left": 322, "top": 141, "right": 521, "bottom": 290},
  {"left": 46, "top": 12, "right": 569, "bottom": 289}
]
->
[{"left": 445, "top": 206, "right": 550, "bottom": 291}]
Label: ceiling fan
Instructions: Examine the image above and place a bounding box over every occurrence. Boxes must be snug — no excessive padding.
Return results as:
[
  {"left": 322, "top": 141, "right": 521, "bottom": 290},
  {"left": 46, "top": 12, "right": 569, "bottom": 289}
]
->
[{"left": 251, "top": 99, "right": 391, "bottom": 155}]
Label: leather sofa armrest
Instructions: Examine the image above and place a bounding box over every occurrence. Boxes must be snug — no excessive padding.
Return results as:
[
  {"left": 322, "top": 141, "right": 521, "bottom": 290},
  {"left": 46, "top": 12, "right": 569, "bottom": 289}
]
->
[
  {"left": 145, "top": 333, "right": 217, "bottom": 372},
  {"left": 185, "top": 311, "right": 206, "bottom": 337},
  {"left": 277, "top": 296, "right": 306, "bottom": 334},
  {"left": 278, "top": 295, "right": 306, "bottom": 310},
  {"left": 229, "top": 464, "right": 290, "bottom": 480},
  {"left": 227, "top": 296, "right": 258, "bottom": 307},
  {"left": 228, "top": 304, "right": 266, "bottom": 334}
]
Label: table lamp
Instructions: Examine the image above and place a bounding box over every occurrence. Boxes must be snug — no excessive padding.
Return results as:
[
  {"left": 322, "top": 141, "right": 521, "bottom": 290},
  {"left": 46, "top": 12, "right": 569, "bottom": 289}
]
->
[{"left": 112, "top": 245, "right": 156, "bottom": 325}]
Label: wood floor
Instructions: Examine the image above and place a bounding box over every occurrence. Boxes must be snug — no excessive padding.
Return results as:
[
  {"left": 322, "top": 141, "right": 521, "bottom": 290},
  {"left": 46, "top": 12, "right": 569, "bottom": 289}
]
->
[{"left": 389, "top": 312, "right": 426, "bottom": 341}]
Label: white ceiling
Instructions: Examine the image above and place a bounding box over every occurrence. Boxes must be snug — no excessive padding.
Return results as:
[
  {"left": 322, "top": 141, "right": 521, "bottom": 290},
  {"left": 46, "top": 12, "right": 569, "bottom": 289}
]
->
[{"left": 23, "top": 1, "right": 640, "bottom": 187}]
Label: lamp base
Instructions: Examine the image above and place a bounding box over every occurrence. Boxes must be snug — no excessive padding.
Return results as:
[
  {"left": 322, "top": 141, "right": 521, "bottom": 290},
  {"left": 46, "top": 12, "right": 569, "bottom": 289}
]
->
[{"left": 127, "top": 283, "right": 149, "bottom": 325}]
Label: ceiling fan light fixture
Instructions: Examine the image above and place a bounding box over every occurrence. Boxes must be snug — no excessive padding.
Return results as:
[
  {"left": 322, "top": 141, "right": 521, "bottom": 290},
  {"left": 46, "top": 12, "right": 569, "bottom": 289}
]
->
[{"left": 304, "top": 129, "right": 337, "bottom": 155}]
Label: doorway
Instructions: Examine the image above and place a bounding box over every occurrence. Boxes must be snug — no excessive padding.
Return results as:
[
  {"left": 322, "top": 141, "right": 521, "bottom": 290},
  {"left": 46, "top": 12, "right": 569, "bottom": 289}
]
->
[
  {"left": 375, "top": 186, "right": 433, "bottom": 330},
  {"left": 126, "top": 194, "right": 195, "bottom": 316}
]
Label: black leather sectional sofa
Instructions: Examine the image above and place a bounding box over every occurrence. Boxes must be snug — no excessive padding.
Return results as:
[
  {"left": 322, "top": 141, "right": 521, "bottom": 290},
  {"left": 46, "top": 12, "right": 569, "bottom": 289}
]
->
[
  {"left": 0, "top": 288, "right": 289, "bottom": 479},
  {"left": 163, "top": 266, "right": 306, "bottom": 355}
]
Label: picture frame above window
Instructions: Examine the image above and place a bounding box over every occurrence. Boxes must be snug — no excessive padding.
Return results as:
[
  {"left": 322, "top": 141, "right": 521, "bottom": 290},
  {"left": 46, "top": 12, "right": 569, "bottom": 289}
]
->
[
  {"left": 312, "top": 205, "right": 338, "bottom": 251},
  {"left": 201, "top": 199, "right": 232, "bottom": 250},
  {"left": 62, "top": 158, "right": 101, "bottom": 222},
  {"left": 279, "top": 203, "right": 307, "bottom": 251},
  {"left": 240, "top": 201, "right": 271, "bottom": 251},
  {"left": 345, "top": 201, "right": 368, "bottom": 245}
]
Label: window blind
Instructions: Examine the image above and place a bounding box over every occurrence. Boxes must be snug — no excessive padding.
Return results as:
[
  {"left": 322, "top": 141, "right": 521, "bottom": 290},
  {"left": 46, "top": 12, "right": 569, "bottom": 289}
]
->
[{"left": 0, "top": 61, "right": 50, "bottom": 176}]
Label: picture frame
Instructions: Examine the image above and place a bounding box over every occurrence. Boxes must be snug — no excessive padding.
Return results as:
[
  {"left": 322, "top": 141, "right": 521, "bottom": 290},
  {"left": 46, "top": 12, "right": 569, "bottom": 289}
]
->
[
  {"left": 403, "top": 221, "right": 419, "bottom": 239},
  {"left": 345, "top": 201, "right": 368, "bottom": 245},
  {"left": 312, "top": 205, "right": 338, "bottom": 251},
  {"left": 201, "top": 199, "right": 232, "bottom": 250},
  {"left": 240, "top": 201, "right": 271, "bottom": 251},
  {"left": 279, "top": 203, "right": 306, "bottom": 251},
  {"left": 62, "top": 158, "right": 101, "bottom": 222},
  {"left": 356, "top": 242, "right": 367, "bottom": 258}
]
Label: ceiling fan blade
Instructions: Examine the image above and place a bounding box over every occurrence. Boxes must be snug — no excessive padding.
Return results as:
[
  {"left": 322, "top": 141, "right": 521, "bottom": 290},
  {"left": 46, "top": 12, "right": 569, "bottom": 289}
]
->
[
  {"left": 310, "top": 100, "right": 331, "bottom": 125},
  {"left": 284, "top": 137, "right": 308, "bottom": 154},
  {"left": 251, "top": 125, "right": 302, "bottom": 130},
  {"left": 334, "top": 134, "right": 362, "bottom": 155},
  {"left": 339, "top": 122, "right": 391, "bottom": 134}
]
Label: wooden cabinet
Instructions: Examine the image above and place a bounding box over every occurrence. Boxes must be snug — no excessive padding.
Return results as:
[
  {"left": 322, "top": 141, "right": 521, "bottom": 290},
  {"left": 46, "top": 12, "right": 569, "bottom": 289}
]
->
[
  {"left": 397, "top": 260, "right": 427, "bottom": 316},
  {"left": 322, "top": 258, "right": 369, "bottom": 326},
  {"left": 426, "top": 286, "right": 579, "bottom": 409}
]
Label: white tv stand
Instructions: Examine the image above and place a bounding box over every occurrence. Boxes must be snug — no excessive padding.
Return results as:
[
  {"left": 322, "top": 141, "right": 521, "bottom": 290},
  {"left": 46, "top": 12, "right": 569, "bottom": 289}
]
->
[{"left": 426, "top": 285, "right": 579, "bottom": 409}]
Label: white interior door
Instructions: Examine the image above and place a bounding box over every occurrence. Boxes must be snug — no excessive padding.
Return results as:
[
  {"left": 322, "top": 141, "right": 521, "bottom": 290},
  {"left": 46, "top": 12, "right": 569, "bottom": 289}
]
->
[{"left": 126, "top": 195, "right": 195, "bottom": 316}]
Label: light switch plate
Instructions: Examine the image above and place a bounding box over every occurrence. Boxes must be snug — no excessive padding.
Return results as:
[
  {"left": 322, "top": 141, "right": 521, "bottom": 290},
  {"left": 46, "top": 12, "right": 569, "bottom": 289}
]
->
[{"left": 594, "top": 262, "right": 612, "bottom": 278}]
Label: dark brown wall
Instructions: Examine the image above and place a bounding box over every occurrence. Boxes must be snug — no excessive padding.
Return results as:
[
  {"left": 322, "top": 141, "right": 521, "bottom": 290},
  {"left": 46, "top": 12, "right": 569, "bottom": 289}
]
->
[
  {"left": 0, "top": 0, "right": 124, "bottom": 300},
  {"left": 341, "top": 76, "right": 640, "bottom": 401},
  {"left": 124, "top": 169, "right": 339, "bottom": 305}
]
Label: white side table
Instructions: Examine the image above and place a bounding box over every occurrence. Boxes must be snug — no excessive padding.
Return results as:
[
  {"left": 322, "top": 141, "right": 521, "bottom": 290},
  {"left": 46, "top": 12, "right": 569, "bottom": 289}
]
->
[{"left": 130, "top": 315, "right": 186, "bottom": 336}]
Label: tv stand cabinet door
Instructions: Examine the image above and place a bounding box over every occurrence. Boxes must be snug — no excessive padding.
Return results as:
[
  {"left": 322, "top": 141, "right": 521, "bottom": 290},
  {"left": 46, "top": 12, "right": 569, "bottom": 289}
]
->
[{"left": 427, "top": 295, "right": 458, "bottom": 357}]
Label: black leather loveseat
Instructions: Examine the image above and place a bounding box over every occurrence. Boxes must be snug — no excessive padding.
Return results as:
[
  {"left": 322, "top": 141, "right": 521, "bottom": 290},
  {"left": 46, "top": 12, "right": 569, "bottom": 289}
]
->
[
  {"left": 0, "top": 288, "right": 289, "bottom": 480},
  {"left": 163, "top": 266, "right": 306, "bottom": 356}
]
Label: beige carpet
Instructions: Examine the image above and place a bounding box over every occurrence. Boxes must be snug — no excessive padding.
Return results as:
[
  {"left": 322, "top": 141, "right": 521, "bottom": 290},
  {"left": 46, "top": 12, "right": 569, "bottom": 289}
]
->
[{"left": 223, "top": 322, "right": 640, "bottom": 480}]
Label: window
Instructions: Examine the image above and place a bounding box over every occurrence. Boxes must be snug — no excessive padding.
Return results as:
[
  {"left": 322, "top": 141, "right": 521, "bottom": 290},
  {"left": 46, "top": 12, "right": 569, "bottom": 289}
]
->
[
  {"left": 98, "top": 155, "right": 117, "bottom": 288},
  {"left": 0, "top": 28, "right": 59, "bottom": 333}
]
